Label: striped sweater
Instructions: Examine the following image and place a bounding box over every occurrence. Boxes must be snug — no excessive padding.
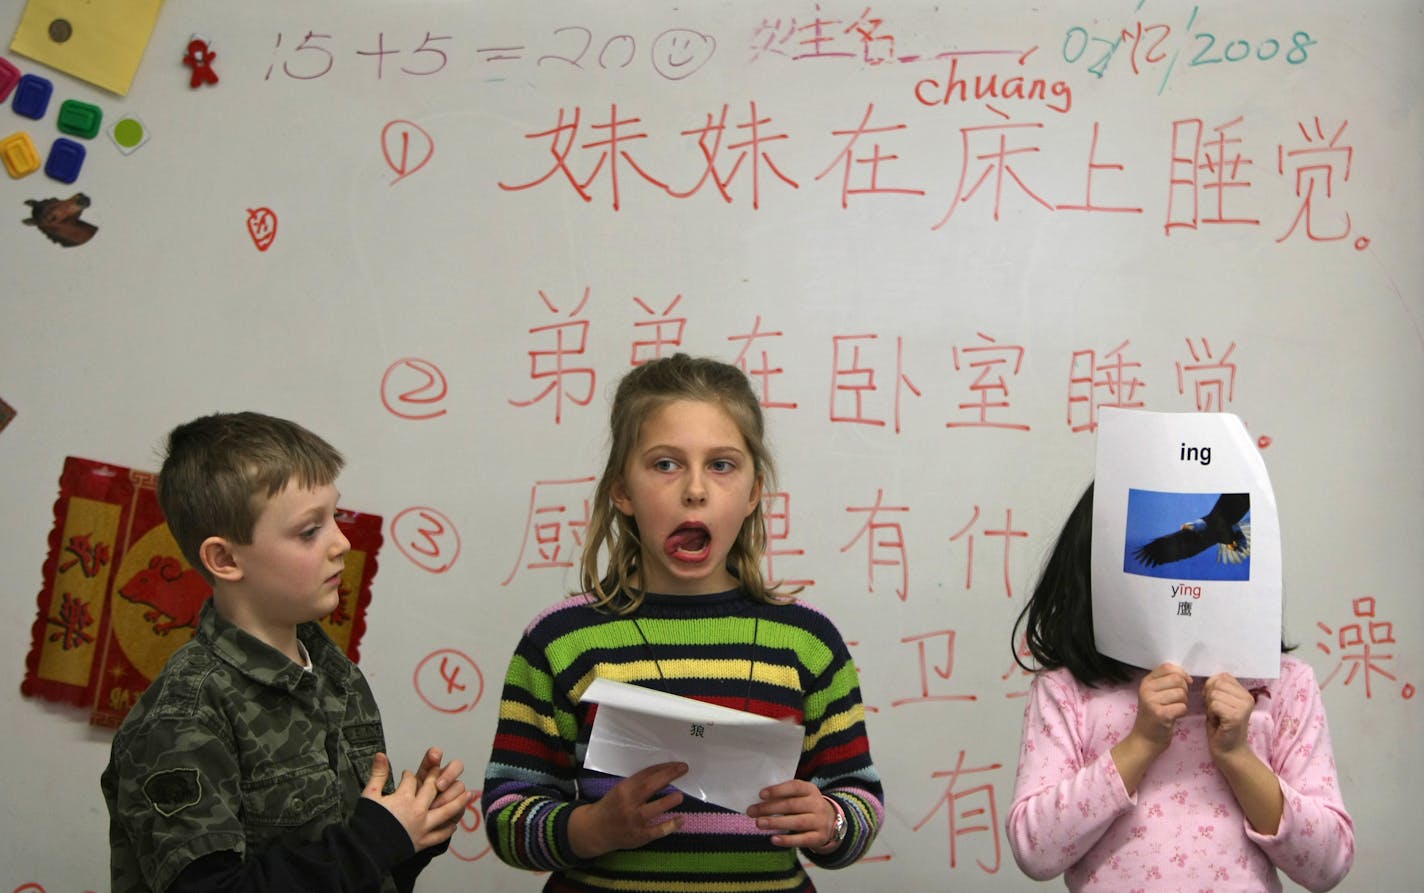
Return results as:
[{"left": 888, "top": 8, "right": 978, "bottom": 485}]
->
[{"left": 482, "top": 588, "right": 884, "bottom": 893}]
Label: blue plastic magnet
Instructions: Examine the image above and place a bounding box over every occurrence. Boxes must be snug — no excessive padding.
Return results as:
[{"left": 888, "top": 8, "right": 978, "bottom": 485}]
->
[
  {"left": 12, "top": 73, "right": 53, "bottom": 119},
  {"left": 0, "top": 58, "right": 21, "bottom": 103},
  {"left": 57, "top": 100, "right": 103, "bottom": 139},
  {"left": 44, "top": 137, "right": 86, "bottom": 183}
]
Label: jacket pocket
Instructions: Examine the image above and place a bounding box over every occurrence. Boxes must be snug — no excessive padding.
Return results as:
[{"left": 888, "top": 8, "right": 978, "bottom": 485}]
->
[
  {"left": 239, "top": 753, "right": 341, "bottom": 849},
  {"left": 343, "top": 721, "right": 387, "bottom": 792}
]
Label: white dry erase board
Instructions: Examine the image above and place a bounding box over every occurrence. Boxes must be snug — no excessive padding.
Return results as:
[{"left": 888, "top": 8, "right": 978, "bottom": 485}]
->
[{"left": 1, "top": 2, "right": 1420, "bottom": 891}]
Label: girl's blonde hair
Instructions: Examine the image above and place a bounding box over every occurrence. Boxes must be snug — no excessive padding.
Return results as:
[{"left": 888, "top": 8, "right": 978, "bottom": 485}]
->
[{"left": 579, "top": 353, "right": 787, "bottom": 613}]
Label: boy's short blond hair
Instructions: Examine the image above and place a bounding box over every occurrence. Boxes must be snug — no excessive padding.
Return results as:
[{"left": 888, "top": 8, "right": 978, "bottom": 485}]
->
[{"left": 156, "top": 412, "right": 344, "bottom": 583}]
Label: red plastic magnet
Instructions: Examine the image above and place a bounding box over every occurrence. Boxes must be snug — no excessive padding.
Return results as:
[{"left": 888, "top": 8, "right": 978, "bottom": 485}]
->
[{"left": 0, "top": 58, "right": 20, "bottom": 103}]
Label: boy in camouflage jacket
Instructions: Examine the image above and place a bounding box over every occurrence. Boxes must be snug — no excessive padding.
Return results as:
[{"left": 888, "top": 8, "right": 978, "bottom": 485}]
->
[{"left": 101, "top": 412, "right": 471, "bottom": 892}]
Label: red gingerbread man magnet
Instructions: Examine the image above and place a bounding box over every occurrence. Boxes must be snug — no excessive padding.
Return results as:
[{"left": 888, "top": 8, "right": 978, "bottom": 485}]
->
[{"left": 183, "top": 36, "right": 219, "bottom": 88}]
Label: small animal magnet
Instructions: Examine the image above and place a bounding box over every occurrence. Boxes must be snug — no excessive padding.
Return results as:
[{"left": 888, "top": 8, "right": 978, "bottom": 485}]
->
[{"left": 24, "top": 192, "right": 98, "bottom": 247}]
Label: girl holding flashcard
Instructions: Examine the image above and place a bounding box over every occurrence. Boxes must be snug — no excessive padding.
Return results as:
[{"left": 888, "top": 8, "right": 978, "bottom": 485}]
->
[
  {"left": 1006, "top": 483, "right": 1354, "bottom": 892},
  {"left": 482, "top": 354, "right": 883, "bottom": 893}
]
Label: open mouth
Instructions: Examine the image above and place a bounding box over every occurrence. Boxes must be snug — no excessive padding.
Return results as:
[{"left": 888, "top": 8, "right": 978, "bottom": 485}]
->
[{"left": 663, "top": 522, "right": 711, "bottom": 561}]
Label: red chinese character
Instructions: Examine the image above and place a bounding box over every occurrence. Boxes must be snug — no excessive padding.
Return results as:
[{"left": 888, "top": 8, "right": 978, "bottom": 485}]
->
[
  {"left": 844, "top": 9, "right": 896, "bottom": 65},
  {"left": 1067, "top": 340, "right": 1146, "bottom": 433},
  {"left": 1175, "top": 338, "right": 1237, "bottom": 412},
  {"left": 913, "top": 750, "right": 1005, "bottom": 872},
  {"left": 748, "top": 18, "right": 798, "bottom": 62},
  {"left": 669, "top": 103, "right": 799, "bottom": 208},
  {"left": 500, "top": 106, "right": 670, "bottom": 209},
  {"left": 48, "top": 592, "right": 96, "bottom": 650},
  {"left": 509, "top": 289, "right": 596, "bottom": 425},
  {"left": 891, "top": 629, "right": 977, "bottom": 707},
  {"left": 830, "top": 334, "right": 922, "bottom": 432},
  {"left": 841, "top": 489, "right": 910, "bottom": 599},
  {"left": 1276, "top": 117, "right": 1355, "bottom": 244},
  {"left": 948, "top": 506, "right": 1028, "bottom": 597},
  {"left": 630, "top": 295, "right": 686, "bottom": 365},
  {"left": 794, "top": 5, "right": 858, "bottom": 60},
  {"left": 1165, "top": 116, "right": 1261, "bottom": 235},
  {"left": 502, "top": 476, "right": 596, "bottom": 586},
  {"left": 934, "top": 121, "right": 1053, "bottom": 229},
  {"left": 946, "top": 333, "right": 1030, "bottom": 431},
  {"left": 58, "top": 532, "right": 112, "bottom": 578},
  {"left": 1055, "top": 122, "right": 1143, "bottom": 215},
  {"left": 727, "top": 316, "right": 798, "bottom": 410},
  {"left": 763, "top": 491, "right": 814, "bottom": 588},
  {"left": 1316, "top": 596, "right": 1412, "bottom": 699},
  {"left": 814, "top": 103, "right": 924, "bottom": 208}
]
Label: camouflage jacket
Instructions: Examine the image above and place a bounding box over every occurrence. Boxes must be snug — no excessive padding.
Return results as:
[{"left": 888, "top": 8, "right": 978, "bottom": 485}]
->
[{"left": 101, "top": 600, "right": 425, "bottom": 892}]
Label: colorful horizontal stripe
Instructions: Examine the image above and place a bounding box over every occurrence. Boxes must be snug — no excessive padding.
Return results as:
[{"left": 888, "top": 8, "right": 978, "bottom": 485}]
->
[{"left": 482, "top": 589, "right": 884, "bottom": 893}]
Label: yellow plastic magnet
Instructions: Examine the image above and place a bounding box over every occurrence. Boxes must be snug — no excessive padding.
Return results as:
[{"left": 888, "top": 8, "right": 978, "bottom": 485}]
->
[{"left": 1, "top": 131, "right": 42, "bottom": 178}]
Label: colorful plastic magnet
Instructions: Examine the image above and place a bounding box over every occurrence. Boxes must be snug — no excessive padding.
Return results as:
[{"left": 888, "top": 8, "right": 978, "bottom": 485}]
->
[
  {"left": 0, "top": 58, "right": 21, "bottom": 103},
  {"left": 108, "top": 115, "right": 150, "bottom": 154},
  {"left": 1, "top": 132, "right": 41, "bottom": 178},
  {"left": 57, "top": 99, "right": 103, "bottom": 139},
  {"left": 12, "top": 73, "right": 53, "bottom": 119},
  {"left": 44, "top": 137, "right": 86, "bottom": 183}
]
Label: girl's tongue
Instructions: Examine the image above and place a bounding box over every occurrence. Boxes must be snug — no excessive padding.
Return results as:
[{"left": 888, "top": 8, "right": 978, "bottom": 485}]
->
[{"left": 664, "top": 524, "right": 711, "bottom": 558}]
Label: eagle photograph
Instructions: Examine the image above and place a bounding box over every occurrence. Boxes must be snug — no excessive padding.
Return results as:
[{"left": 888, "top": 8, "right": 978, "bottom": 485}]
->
[{"left": 1122, "top": 489, "right": 1252, "bottom": 581}]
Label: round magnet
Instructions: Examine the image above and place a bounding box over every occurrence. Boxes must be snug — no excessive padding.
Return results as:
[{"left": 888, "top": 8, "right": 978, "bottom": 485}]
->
[{"left": 108, "top": 115, "right": 150, "bottom": 154}]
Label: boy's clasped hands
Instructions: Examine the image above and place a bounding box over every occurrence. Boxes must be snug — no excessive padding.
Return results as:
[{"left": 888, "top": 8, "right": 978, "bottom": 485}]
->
[{"left": 362, "top": 746, "right": 474, "bottom": 851}]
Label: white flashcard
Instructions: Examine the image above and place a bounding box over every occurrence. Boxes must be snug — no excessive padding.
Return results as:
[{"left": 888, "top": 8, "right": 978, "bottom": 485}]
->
[{"left": 1092, "top": 407, "right": 1282, "bottom": 679}]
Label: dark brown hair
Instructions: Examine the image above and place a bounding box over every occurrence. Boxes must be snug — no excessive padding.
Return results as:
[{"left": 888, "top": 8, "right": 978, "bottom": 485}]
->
[{"left": 157, "top": 412, "right": 343, "bottom": 583}]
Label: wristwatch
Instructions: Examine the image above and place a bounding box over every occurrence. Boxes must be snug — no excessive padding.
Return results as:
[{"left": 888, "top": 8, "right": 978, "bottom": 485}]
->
[{"left": 827, "top": 796, "right": 847, "bottom": 844}]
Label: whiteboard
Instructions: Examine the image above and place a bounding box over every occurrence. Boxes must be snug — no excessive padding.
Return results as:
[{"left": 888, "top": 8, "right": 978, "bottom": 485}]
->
[{"left": 1, "top": 1, "right": 1420, "bottom": 890}]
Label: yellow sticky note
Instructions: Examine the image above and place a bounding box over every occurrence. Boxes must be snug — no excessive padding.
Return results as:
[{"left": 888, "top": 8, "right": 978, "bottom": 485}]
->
[{"left": 10, "top": 0, "right": 165, "bottom": 96}]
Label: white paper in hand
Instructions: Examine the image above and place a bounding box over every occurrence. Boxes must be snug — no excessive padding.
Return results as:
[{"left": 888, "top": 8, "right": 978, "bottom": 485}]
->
[
  {"left": 1092, "top": 407, "right": 1282, "bottom": 678},
  {"left": 580, "top": 677, "right": 805, "bottom": 813}
]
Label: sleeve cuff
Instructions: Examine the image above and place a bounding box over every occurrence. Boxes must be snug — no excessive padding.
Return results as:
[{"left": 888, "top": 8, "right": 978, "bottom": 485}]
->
[{"left": 351, "top": 797, "right": 418, "bottom": 872}]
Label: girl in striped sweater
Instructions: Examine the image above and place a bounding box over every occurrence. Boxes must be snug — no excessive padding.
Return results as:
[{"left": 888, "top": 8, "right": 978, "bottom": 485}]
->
[{"left": 482, "top": 353, "right": 883, "bottom": 893}]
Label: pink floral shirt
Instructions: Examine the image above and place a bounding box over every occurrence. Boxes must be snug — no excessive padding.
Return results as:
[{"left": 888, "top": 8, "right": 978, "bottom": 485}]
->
[{"left": 1007, "top": 655, "right": 1353, "bottom": 892}]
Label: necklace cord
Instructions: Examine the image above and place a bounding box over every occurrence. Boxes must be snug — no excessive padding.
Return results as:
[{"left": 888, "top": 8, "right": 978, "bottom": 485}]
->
[{"left": 631, "top": 609, "right": 759, "bottom": 713}]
